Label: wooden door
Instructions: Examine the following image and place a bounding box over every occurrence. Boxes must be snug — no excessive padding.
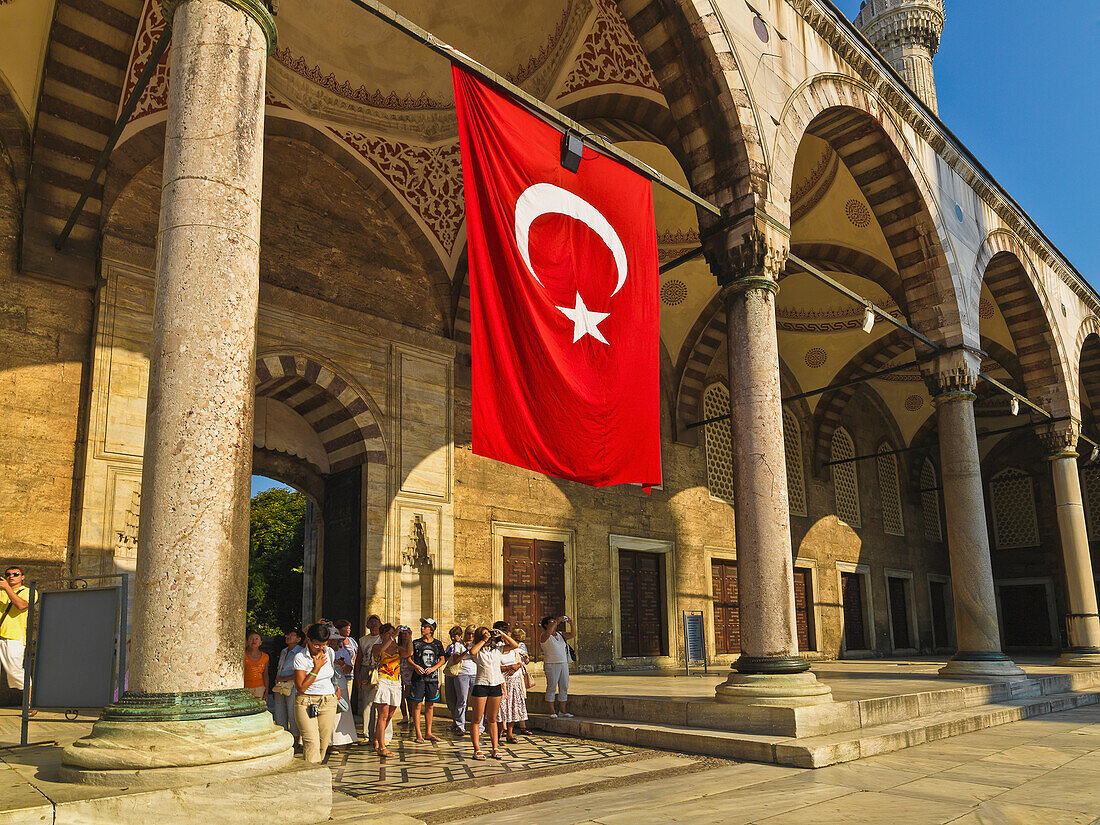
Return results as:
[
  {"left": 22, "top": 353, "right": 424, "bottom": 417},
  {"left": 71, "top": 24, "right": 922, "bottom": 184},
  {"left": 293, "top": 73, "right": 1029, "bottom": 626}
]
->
[
  {"left": 1000, "top": 584, "right": 1053, "bottom": 648},
  {"left": 711, "top": 559, "right": 740, "bottom": 655},
  {"left": 618, "top": 550, "right": 667, "bottom": 657},
  {"left": 793, "top": 567, "right": 815, "bottom": 652},
  {"left": 841, "top": 572, "right": 867, "bottom": 651},
  {"left": 888, "top": 577, "right": 911, "bottom": 650},
  {"left": 503, "top": 537, "right": 565, "bottom": 658},
  {"left": 929, "top": 580, "right": 949, "bottom": 648}
]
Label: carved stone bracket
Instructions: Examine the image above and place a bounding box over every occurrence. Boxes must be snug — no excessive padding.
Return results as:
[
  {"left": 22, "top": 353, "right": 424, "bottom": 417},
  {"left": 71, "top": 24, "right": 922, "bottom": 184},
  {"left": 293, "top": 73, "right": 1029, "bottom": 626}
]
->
[
  {"left": 702, "top": 216, "right": 789, "bottom": 289},
  {"left": 922, "top": 349, "right": 980, "bottom": 400},
  {"left": 1038, "top": 420, "right": 1080, "bottom": 458},
  {"left": 162, "top": 0, "right": 277, "bottom": 53}
]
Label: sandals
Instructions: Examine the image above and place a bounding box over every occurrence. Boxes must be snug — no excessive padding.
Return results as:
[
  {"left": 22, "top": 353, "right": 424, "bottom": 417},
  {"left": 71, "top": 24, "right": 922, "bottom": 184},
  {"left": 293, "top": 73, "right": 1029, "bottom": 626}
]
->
[
  {"left": 505, "top": 734, "right": 518, "bottom": 744},
  {"left": 490, "top": 750, "right": 503, "bottom": 759},
  {"left": 414, "top": 737, "right": 426, "bottom": 744},
  {"left": 473, "top": 751, "right": 487, "bottom": 760},
  {"left": 426, "top": 734, "right": 440, "bottom": 743},
  {"left": 375, "top": 747, "right": 394, "bottom": 758}
]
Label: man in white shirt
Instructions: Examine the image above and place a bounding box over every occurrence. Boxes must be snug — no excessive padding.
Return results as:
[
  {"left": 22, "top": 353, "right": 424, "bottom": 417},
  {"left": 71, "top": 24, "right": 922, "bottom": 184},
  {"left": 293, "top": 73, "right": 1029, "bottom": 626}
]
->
[{"left": 355, "top": 614, "right": 391, "bottom": 744}]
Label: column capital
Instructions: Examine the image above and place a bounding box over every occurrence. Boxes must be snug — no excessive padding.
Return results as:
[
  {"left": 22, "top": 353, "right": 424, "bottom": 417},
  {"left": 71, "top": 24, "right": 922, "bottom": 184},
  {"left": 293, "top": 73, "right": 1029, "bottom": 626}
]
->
[
  {"left": 703, "top": 216, "right": 789, "bottom": 293},
  {"left": 1039, "top": 420, "right": 1080, "bottom": 458},
  {"left": 163, "top": 0, "right": 278, "bottom": 53},
  {"left": 922, "top": 349, "right": 980, "bottom": 401}
]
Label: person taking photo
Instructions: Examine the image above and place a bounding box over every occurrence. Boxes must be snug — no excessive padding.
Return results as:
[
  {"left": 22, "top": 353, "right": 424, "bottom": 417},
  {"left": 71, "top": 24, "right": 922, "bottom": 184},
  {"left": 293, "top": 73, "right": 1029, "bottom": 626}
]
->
[{"left": 293, "top": 623, "right": 341, "bottom": 764}]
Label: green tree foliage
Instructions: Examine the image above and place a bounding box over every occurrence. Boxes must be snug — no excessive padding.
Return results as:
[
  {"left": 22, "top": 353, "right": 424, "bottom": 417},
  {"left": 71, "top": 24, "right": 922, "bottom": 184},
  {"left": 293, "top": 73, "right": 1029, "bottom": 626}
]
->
[{"left": 248, "top": 487, "right": 307, "bottom": 636}]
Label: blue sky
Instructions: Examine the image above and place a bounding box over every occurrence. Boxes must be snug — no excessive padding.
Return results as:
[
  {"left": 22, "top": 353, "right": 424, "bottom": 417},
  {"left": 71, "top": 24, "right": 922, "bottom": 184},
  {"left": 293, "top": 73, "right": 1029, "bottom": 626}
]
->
[
  {"left": 833, "top": 0, "right": 1100, "bottom": 285},
  {"left": 251, "top": 475, "right": 291, "bottom": 496}
]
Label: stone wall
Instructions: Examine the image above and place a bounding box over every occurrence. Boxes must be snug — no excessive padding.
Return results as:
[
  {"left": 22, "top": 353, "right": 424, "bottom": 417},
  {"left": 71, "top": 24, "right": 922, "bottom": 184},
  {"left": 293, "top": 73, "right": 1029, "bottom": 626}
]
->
[{"left": 0, "top": 149, "right": 92, "bottom": 583}]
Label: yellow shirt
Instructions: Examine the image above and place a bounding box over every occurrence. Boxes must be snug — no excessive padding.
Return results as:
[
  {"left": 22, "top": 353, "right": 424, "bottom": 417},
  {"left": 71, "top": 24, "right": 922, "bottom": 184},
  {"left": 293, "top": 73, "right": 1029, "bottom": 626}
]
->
[{"left": 0, "top": 586, "right": 34, "bottom": 643}]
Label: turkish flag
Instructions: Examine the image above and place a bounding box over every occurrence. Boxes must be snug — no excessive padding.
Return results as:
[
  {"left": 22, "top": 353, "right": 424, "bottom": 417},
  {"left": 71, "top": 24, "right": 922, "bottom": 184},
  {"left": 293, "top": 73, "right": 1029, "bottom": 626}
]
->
[{"left": 453, "top": 67, "right": 661, "bottom": 487}]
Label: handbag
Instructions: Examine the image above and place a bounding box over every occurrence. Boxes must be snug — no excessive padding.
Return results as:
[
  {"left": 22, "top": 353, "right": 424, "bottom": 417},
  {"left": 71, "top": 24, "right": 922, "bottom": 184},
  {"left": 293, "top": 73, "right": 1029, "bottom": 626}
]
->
[
  {"left": 522, "top": 665, "right": 534, "bottom": 690},
  {"left": 566, "top": 643, "right": 577, "bottom": 663},
  {"left": 272, "top": 649, "right": 293, "bottom": 695},
  {"left": 443, "top": 643, "right": 464, "bottom": 678}
]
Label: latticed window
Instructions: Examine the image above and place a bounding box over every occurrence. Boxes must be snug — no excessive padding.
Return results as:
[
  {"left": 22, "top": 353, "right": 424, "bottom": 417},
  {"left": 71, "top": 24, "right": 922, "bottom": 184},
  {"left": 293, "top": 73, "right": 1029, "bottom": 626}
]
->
[
  {"left": 703, "top": 384, "right": 734, "bottom": 501},
  {"left": 831, "top": 428, "right": 861, "bottom": 527},
  {"left": 784, "top": 409, "right": 807, "bottom": 517},
  {"left": 1084, "top": 465, "right": 1100, "bottom": 540},
  {"left": 920, "top": 458, "right": 943, "bottom": 543},
  {"left": 989, "top": 468, "right": 1040, "bottom": 549},
  {"left": 876, "top": 444, "right": 904, "bottom": 536}
]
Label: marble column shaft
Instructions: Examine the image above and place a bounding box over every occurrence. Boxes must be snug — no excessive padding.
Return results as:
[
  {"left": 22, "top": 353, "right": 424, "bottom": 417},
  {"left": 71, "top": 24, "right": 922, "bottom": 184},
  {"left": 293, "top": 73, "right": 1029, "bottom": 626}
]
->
[
  {"left": 1049, "top": 451, "right": 1100, "bottom": 654},
  {"left": 132, "top": 0, "right": 268, "bottom": 693},
  {"left": 724, "top": 283, "right": 799, "bottom": 663},
  {"left": 934, "top": 375, "right": 1024, "bottom": 680}
]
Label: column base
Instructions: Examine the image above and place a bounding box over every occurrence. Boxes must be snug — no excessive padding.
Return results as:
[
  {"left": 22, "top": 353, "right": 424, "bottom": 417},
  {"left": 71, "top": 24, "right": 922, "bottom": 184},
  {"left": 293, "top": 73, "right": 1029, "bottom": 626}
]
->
[
  {"left": 715, "top": 656, "right": 833, "bottom": 707},
  {"left": 61, "top": 690, "right": 293, "bottom": 788},
  {"left": 938, "top": 651, "right": 1028, "bottom": 682},
  {"left": 1055, "top": 648, "right": 1100, "bottom": 667}
]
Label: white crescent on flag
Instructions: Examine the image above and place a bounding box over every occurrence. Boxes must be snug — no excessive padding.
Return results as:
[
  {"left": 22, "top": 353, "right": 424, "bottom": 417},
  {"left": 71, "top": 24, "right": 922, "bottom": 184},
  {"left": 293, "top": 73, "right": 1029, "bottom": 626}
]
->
[{"left": 514, "top": 183, "right": 629, "bottom": 297}]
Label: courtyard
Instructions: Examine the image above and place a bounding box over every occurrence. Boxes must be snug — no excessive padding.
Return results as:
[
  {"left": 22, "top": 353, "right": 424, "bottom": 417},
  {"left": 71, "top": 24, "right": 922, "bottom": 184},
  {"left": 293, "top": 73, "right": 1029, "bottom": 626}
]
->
[{"left": 5, "top": 700, "right": 1100, "bottom": 824}]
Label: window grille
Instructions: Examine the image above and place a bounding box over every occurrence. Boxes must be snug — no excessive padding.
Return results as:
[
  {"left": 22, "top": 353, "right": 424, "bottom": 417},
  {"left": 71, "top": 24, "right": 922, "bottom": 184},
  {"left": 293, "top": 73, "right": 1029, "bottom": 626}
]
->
[
  {"left": 1084, "top": 464, "right": 1100, "bottom": 540},
  {"left": 920, "top": 458, "right": 943, "bottom": 543},
  {"left": 831, "top": 427, "right": 861, "bottom": 527},
  {"left": 989, "top": 468, "right": 1040, "bottom": 549},
  {"left": 703, "top": 384, "right": 735, "bottom": 502},
  {"left": 784, "top": 409, "right": 807, "bottom": 517},
  {"left": 876, "top": 444, "right": 905, "bottom": 536}
]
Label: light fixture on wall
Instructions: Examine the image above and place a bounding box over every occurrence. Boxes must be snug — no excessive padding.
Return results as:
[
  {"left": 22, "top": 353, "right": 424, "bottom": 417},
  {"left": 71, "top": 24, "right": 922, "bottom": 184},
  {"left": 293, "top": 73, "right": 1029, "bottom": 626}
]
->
[
  {"left": 1090, "top": 445, "right": 1099, "bottom": 464},
  {"left": 862, "top": 306, "right": 875, "bottom": 334},
  {"left": 1009, "top": 396, "right": 1020, "bottom": 416}
]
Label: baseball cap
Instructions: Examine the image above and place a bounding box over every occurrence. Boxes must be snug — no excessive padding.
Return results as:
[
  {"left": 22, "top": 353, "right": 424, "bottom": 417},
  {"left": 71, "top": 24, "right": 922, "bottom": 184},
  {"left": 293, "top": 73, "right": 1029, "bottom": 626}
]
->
[{"left": 420, "top": 617, "right": 437, "bottom": 628}]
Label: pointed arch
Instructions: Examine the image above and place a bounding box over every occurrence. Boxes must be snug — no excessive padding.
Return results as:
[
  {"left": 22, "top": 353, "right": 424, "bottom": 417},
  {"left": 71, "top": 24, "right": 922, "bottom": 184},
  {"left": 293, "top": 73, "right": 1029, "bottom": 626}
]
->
[
  {"left": 254, "top": 352, "right": 387, "bottom": 473},
  {"left": 977, "top": 230, "right": 1072, "bottom": 418},
  {"left": 773, "top": 74, "right": 966, "bottom": 349}
]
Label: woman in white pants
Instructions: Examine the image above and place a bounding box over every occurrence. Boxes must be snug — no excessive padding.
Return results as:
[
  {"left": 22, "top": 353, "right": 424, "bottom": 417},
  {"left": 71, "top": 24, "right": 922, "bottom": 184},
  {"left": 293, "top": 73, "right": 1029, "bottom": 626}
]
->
[{"left": 537, "top": 616, "right": 574, "bottom": 718}]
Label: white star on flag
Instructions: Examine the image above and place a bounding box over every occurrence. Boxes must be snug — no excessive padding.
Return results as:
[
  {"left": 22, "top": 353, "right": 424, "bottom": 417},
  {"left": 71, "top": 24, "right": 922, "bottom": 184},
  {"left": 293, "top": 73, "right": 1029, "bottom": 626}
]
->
[{"left": 556, "top": 291, "right": 610, "bottom": 344}]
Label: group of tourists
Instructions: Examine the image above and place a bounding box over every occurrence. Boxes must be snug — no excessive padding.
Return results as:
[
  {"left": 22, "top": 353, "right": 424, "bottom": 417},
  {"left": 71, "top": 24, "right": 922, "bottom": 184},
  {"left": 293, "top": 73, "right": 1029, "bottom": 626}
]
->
[{"left": 248, "top": 612, "right": 576, "bottom": 764}]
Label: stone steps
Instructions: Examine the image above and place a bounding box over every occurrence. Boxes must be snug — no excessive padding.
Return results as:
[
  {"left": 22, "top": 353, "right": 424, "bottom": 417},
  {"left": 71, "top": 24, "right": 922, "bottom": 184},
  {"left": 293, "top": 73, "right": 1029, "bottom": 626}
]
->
[
  {"left": 323, "top": 791, "right": 426, "bottom": 825},
  {"left": 529, "top": 686, "right": 1100, "bottom": 768}
]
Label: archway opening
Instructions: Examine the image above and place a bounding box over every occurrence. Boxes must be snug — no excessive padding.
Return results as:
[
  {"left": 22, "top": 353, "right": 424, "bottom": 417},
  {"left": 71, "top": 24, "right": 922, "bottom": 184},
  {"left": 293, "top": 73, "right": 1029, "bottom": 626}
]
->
[{"left": 248, "top": 476, "right": 307, "bottom": 637}]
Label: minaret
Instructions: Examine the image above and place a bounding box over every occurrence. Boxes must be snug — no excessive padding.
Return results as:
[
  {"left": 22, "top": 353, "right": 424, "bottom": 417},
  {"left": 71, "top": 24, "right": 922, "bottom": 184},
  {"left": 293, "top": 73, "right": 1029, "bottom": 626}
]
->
[{"left": 854, "top": 0, "right": 945, "bottom": 114}]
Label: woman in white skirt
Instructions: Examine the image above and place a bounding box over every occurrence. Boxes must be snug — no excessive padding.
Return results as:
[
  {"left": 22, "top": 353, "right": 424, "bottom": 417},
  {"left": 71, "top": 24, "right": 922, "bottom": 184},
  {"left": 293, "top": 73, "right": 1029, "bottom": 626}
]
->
[
  {"left": 328, "top": 630, "right": 359, "bottom": 750},
  {"left": 497, "top": 624, "right": 529, "bottom": 743}
]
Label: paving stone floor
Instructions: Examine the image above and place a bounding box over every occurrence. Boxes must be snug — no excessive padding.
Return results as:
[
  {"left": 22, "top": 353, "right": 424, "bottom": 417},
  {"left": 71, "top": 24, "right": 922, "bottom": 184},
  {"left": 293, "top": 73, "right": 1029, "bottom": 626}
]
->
[
  {"left": 357, "top": 704, "right": 1100, "bottom": 824},
  {"left": 5, "top": 700, "right": 1100, "bottom": 823}
]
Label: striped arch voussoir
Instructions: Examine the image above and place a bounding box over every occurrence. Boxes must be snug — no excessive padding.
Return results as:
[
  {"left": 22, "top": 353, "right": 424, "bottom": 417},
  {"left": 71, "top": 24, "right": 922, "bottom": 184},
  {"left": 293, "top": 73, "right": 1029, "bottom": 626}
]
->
[
  {"left": 1075, "top": 316, "right": 1100, "bottom": 415},
  {"left": 774, "top": 75, "right": 964, "bottom": 349},
  {"left": 977, "top": 231, "right": 1072, "bottom": 418},
  {"left": 255, "top": 353, "right": 386, "bottom": 473}
]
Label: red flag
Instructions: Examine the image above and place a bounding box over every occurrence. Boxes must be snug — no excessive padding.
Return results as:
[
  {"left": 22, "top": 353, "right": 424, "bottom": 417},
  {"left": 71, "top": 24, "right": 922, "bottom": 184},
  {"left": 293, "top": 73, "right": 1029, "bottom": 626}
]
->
[{"left": 453, "top": 67, "right": 661, "bottom": 487}]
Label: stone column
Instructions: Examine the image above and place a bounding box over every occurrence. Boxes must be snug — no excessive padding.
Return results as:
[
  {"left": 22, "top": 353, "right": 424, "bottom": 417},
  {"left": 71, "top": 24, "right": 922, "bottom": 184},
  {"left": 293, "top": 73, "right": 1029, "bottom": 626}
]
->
[
  {"left": 1041, "top": 425, "right": 1100, "bottom": 665},
  {"left": 61, "top": 0, "right": 298, "bottom": 788},
  {"left": 928, "top": 355, "right": 1026, "bottom": 680},
  {"left": 708, "top": 226, "right": 831, "bottom": 707}
]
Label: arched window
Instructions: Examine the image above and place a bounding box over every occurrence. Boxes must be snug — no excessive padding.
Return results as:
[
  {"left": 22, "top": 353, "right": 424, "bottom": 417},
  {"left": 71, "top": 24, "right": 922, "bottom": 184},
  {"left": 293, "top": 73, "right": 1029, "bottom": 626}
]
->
[
  {"left": 876, "top": 444, "right": 904, "bottom": 536},
  {"left": 831, "top": 427, "right": 861, "bottom": 527},
  {"left": 784, "top": 409, "right": 807, "bottom": 517},
  {"left": 703, "top": 383, "right": 734, "bottom": 502},
  {"left": 1083, "top": 464, "right": 1100, "bottom": 540},
  {"left": 920, "top": 458, "right": 943, "bottom": 543},
  {"left": 989, "top": 468, "right": 1040, "bottom": 549}
]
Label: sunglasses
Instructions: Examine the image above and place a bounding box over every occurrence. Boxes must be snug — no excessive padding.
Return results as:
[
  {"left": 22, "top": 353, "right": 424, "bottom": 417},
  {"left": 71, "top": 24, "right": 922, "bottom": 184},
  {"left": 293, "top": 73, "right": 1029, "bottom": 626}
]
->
[{"left": 4, "top": 572, "right": 21, "bottom": 577}]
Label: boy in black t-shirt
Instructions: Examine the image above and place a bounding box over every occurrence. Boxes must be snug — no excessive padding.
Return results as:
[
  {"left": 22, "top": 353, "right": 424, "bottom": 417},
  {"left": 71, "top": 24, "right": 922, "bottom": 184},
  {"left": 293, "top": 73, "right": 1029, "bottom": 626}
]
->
[{"left": 409, "top": 618, "right": 446, "bottom": 743}]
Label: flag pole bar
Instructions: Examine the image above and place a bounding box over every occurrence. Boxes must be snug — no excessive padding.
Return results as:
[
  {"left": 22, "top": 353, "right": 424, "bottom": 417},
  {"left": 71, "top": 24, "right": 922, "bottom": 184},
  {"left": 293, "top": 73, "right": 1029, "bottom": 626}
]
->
[{"left": 345, "top": 0, "right": 721, "bottom": 217}]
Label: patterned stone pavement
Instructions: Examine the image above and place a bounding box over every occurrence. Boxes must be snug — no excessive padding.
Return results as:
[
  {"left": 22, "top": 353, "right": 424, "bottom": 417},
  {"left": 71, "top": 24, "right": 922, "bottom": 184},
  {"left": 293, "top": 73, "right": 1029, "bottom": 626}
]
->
[{"left": 328, "top": 721, "right": 636, "bottom": 796}]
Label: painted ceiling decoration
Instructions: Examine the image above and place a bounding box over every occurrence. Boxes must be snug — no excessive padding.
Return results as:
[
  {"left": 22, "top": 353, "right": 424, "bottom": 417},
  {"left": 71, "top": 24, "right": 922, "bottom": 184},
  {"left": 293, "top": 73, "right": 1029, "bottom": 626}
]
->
[
  {"left": 553, "top": 0, "right": 663, "bottom": 103},
  {"left": 790, "top": 146, "right": 838, "bottom": 225},
  {"left": 113, "top": 0, "right": 677, "bottom": 271}
]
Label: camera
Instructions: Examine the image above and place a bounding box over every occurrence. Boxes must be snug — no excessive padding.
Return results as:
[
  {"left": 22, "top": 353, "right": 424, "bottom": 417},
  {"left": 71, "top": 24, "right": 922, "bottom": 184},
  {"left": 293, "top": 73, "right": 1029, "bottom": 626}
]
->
[
  {"left": 306, "top": 703, "right": 320, "bottom": 719},
  {"left": 490, "top": 629, "right": 503, "bottom": 639},
  {"left": 313, "top": 623, "right": 340, "bottom": 642},
  {"left": 398, "top": 625, "right": 411, "bottom": 632}
]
